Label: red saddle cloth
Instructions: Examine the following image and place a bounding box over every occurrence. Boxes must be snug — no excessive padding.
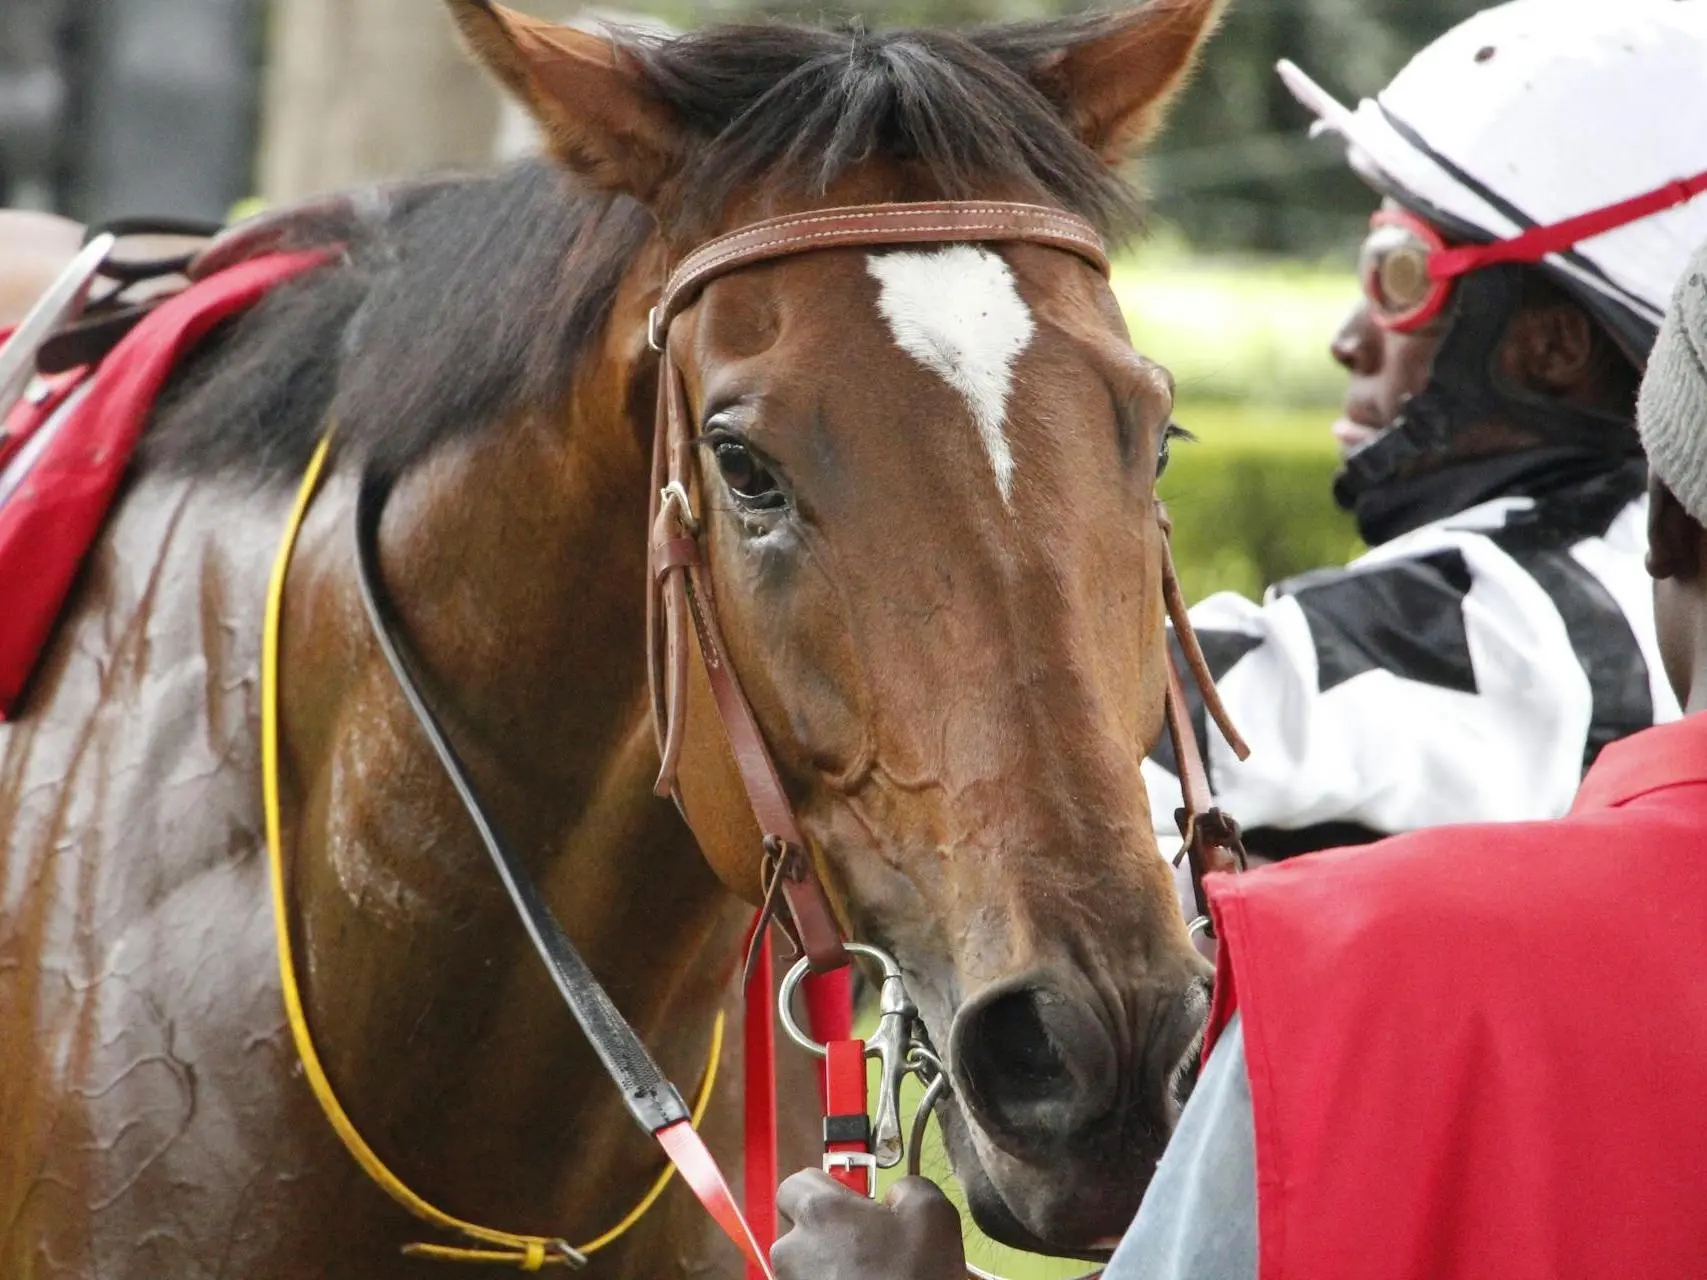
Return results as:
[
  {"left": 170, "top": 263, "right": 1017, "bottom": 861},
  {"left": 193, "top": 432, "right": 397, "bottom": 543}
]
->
[{"left": 0, "top": 249, "right": 331, "bottom": 719}]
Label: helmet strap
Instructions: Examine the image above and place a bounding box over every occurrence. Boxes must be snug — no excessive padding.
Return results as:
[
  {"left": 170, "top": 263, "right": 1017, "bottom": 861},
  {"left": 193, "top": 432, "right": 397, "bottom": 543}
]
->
[{"left": 1333, "top": 265, "right": 1639, "bottom": 530}]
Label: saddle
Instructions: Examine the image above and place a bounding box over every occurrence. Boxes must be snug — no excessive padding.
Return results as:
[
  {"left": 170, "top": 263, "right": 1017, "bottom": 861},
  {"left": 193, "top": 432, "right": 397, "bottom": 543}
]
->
[{"left": 0, "top": 188, "right": 440, "bottom": 719}]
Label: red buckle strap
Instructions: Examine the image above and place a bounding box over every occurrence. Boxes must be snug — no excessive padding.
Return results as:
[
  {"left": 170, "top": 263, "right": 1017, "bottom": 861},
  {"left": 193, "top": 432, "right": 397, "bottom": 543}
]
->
[
  {"left": 739, "top": 928, "right": 855, "bottom": 1278},
  {"left": 743, "top": 929, "right": 779, "bottom": 1280},
  {"left": 822, "top": 1038, "right": 875, "bottom": 1196}
]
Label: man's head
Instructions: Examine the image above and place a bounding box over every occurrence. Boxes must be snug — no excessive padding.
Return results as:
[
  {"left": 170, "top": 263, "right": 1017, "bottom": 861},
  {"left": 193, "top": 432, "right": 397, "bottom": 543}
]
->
[
  {"left": 1329, "top": 209, "right": 1642, "bottom": 464},
  {"left": 1641, "top": 246, "right": 1707, "bottom": 715},
  {"left": 1279, "top": 0, "right": 1707, "bottom": 542}
]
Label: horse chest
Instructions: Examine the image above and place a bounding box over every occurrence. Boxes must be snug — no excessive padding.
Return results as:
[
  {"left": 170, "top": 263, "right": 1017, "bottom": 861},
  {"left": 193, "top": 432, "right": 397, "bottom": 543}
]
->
[{"left": 0, "top": 469, "right": 765, "bottom": 1278}]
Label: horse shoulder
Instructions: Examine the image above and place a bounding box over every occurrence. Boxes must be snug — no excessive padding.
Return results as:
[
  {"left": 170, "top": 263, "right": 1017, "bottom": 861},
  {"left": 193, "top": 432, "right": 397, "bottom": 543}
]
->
[{"left": 0, "top": 473, "right": 362, "bottom": 1276}]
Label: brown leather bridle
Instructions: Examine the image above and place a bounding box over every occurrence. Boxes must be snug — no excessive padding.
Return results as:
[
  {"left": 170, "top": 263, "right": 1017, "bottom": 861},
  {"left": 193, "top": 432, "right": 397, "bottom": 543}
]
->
[{"left": 644, "top": 201, "right": 1251, "bottom": 968}]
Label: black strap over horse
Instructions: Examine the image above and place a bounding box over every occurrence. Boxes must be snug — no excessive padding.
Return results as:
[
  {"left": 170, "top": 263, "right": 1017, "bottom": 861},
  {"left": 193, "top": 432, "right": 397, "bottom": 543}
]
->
[{"left": 344, "top": 199, "right": 1251, "bottom": 1266}]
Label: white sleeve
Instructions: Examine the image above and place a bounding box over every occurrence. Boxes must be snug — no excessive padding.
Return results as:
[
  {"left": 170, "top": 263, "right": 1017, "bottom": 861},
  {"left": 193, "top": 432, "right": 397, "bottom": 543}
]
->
[{"left": 1142, "top": 521, "right": 1664, "bottom": 841}]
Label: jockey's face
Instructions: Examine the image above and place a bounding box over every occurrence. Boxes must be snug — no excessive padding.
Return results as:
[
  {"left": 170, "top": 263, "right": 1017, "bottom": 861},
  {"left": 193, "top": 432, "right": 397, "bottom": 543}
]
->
[
  {"left": 1328, "top": 199, "right": 1453, "bottom": 461},
  {"left": 1327, "top": 197, "right": 1637, "bottom": 473},
  {"left": 1328, "top": 289, "right": 1445, "bottom": 460}
]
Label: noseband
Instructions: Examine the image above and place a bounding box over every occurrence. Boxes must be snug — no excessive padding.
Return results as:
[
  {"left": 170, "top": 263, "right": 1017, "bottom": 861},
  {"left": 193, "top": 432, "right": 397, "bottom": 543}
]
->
[{"left": 643, "top": 200, "right": 1249, "bottom": 961}]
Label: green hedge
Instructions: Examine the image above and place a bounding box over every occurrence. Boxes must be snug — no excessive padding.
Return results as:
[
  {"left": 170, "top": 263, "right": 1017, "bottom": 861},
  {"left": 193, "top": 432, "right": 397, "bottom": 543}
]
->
[
  {"left": 1161, "top": 402, "right": 1363, "bottom": 602},
  {"left": 1104, "top": 247, "right": 1367, "bottom": 602},
  {"left": 1114, "top": 241, "right": 1359, "bottom": 410}
]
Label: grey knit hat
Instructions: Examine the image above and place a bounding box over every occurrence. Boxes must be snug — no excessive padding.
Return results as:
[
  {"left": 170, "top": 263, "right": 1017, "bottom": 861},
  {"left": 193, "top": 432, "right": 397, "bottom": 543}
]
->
[{"left": 1640, "top": 242, "right": 1707, "bottom": 526}]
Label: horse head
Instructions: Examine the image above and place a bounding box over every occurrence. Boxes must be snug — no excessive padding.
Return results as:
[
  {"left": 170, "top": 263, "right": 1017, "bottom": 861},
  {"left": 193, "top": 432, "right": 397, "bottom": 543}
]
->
[{"left": 452, "top": 0, "right": 1224, "bottom": 1255}]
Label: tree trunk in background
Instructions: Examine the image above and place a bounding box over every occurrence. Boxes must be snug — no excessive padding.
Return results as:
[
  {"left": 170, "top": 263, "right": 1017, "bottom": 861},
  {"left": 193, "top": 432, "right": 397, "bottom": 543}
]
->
[
  {"left": 252, "top": 0, "right": 1488, "bottom": 249},
  {"left": 258, "top": 0, "right": 502, "bottom": 201}
]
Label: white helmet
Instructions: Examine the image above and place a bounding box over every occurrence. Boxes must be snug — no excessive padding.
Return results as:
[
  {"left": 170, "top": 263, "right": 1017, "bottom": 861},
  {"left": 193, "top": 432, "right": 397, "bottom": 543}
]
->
[{"left": 1279, "top": 0, "right": 1707, "bottom": 360}]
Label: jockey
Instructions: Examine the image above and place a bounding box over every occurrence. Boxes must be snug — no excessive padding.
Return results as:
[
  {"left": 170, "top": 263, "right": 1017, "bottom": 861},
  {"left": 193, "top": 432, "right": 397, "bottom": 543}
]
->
[
  {"left": 1142, "top": 0, "right": 1707, "bottom": 858},
  {"left": 769, "top": 228, "right": 1707, "bottom": 1279}
]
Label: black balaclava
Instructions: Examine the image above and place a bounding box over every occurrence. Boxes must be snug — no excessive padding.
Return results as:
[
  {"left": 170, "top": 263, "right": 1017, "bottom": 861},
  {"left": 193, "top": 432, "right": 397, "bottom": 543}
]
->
[{"left": 1335, "top": 262, "right": 1641, "bottom": 545}]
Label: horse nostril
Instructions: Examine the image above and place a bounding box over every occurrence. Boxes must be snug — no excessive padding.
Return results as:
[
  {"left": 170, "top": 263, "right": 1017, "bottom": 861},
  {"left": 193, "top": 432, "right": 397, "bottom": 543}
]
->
[
  {"left": 969, "top": 991, "right": 1066, "bottom": 1104},
  {"left": 952, "top": 983, "right": 1116, "bottom": 1151}
]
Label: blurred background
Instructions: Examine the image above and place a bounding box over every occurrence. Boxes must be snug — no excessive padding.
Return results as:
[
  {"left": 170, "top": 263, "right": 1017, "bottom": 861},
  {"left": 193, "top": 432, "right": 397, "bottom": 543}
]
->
[{"left": 0, "top": 2, "right": 1486, "bottom": 1273}]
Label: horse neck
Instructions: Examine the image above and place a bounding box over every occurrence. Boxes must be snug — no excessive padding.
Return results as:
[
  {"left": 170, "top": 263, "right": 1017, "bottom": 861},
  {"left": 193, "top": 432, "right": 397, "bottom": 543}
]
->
[{"left": 278, "top": 309, "right": 745, "bottom": 1235}]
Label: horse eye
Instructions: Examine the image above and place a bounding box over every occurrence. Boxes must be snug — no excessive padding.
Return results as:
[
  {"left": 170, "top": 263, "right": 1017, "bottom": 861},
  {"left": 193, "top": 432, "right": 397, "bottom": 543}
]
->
[
  {"left": 1157, "top": 420, "right": 1192, "bottom": 480},
  {"left": 714, "top": 441, "right": 784, "bottom": 507}
]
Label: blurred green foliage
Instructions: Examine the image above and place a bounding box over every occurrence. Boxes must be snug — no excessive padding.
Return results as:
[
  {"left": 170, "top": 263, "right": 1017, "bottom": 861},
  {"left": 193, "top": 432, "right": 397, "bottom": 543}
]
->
[
  {"left": 1115, "top": 229, "right": 1358, "bottom": 409},
  {"left": 1117, "top": 242, "right": 1364, "bottom": 602},
  {"left": 1162, "top": 401, "right": 1361, "bottom": 602}
]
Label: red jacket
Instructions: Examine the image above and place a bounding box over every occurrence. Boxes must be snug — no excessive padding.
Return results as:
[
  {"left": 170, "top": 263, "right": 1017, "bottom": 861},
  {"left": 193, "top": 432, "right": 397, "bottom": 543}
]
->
[{"left": 1204, "top": 714, "right": 1707, "bottom": 1280}]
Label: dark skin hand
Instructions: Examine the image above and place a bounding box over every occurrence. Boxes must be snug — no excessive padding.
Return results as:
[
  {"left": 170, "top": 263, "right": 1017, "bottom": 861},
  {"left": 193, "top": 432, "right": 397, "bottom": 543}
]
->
[{"left": 773, "top": 1172, "right": 966, "bottom": 1280}]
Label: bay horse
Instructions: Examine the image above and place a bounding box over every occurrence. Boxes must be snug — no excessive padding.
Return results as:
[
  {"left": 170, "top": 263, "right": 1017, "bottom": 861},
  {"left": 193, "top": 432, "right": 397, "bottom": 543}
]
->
[{"left": 0, "top": 1, "right": 1225, "bottom": 1275}]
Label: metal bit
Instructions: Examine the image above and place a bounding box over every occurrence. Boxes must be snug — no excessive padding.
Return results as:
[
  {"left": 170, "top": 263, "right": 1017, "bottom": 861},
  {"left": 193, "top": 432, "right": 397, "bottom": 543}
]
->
[{"left": 864, "top": 960, "right": 919, "bottom": 1168}]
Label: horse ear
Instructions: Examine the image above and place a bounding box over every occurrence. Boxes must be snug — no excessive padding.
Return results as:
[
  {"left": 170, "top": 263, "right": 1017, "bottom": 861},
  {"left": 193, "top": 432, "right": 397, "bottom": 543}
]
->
[
  {"left": 1026, "top": 0, "right": 1226, "bottom": 162},
  {"left": 446, "top": 1, "right": 682, "bottom": 201}
]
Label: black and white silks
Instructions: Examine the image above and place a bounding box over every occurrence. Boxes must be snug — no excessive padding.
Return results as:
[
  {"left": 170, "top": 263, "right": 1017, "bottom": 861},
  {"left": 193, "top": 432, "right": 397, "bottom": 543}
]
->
[{"left": 1144, "top": 460, "right": 1674, "bottom": 853}]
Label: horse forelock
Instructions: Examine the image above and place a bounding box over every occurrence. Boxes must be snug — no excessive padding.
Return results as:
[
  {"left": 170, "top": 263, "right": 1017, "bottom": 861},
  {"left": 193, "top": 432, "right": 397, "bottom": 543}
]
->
[
  {"left": 137, "top": 13, "right": 1144, "bottom": 484},
  {"left": 633, "top": 16, "right": 1145, "bottom": 240}
]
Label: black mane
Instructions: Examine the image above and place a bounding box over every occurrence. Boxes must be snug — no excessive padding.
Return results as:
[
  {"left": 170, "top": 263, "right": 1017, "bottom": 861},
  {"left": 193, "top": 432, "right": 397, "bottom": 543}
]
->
[
  {"left": 144, "top": 13, "right": 1144, "bottom": 480},
  {"left": 640, "top": 15, "right": 1142, "bottom": 237}
]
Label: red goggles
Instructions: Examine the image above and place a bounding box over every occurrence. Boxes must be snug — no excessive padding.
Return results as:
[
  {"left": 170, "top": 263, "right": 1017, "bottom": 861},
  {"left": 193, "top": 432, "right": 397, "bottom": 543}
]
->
[{"left": 1357, "top": 169, "right": 1707, "bottom": 333}]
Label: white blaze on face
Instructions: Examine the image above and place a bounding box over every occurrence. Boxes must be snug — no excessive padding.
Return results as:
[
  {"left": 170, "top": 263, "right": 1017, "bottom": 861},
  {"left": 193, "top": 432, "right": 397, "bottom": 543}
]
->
[{"left": 865, "top": 246, "right": 1035, "bottom": 505}]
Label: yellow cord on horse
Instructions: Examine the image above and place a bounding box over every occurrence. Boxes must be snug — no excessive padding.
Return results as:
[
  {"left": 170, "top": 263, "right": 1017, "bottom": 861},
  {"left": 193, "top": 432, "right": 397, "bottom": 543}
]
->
[{"left": 263, "top": 433, "right": 724, "bottom": 1270}]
